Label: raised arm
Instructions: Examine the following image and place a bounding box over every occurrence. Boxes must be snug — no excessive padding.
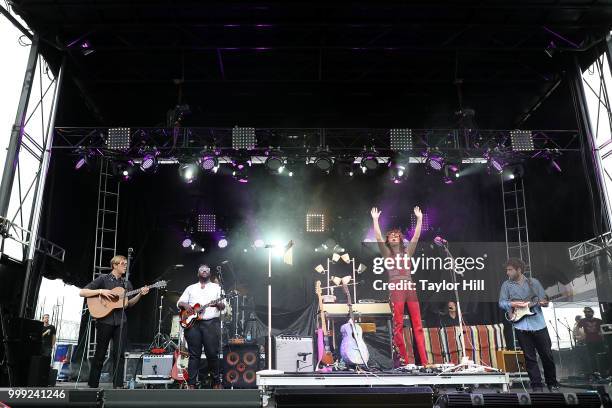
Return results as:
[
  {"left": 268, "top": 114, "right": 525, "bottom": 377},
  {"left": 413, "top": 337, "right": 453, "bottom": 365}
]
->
[
  {"left": 406, "top": 206, "right": 422, "bottom": 256},
  {"left": 371, "top": 207, "right": 384, "bottom": 242}
]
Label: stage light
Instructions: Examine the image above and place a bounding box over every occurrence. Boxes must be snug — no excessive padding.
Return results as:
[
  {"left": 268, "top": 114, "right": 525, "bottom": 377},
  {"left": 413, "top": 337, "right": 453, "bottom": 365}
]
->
[
  {"left": 390, "top": 163, "right": 407, "bottom": 184},
  {"left": 510, "top": 130, "right": 534, "bottom": 151},
  {"left": 200, "top": 153, "right": 219, "bottom": 172},
  {"left": 232, "top": 156, "right": 251, "bottom": 183},
  {"left": 360, "top": 152, "right": 379, "bottom": 172},
  {"left": 489, "top": 157, "right": 505, "bottom": 173},
  {"left": 340, "top": 253, "right": 351, "bottom": 263},
  {"left": 112, "top": 160, "right": 136, "bottom": 180},
  {"left": 410, "top": 210, "right": 430, "bottom": 231},
  {"left": 314, "top": 265, "right": 325, "bottom": 274},
  {"left": 254, "top": 239, "right": 265, "bottom": 248},
  {"left": 197, "top": 214, "right": 216, "bottom": 233},
  {"left": 140, "top": 151, "right": 159, "bottom": 172},
  {"left": 390, "top": 128, "right": 413, "bottom": 151},
  {"left": 265, "top": 150, "right": 284, "bottom": 172},
  {"left": 426, "top": 153, "right": 444, "bottom": 171},
  {"left": 314, "top": 152, "right": 334, "bottom": 173},
  {"left": 357, "top": 263, "right": 367, "bottom": 274},
  {"left": 306, "top": 213, "right": 325, "bottom": 232},
  {"left": 107, "top": 128, "right": 131, "bottom": 150},
  {"left": 443, "top": 163, "right": 460, "bottom": 184},
  {"left": 232, "top": 127, "right": 256, "bottom": 149},
  {"left": 504, "top": 164, "right": 524, "bottom": 180},
  {"left": 545, "top": 40, "right": 557, "bottom": 58},
  {"left": 75, "top": 150, "right": 90, "bottom": 170},
  {"left": 331, "top": 253, "right": 341, "bottom": 263},
  {"left": 182, "top": 238, "right": 192, "bottom": 248},
  {"left": 218, "top": 238, "right": 228, "bottom": 248},
  {"left": 332, "top": 244, "right": 345, "bottom": 253},
  {"left": 179, "top": 162, "right": 199, "bottom": 183}
]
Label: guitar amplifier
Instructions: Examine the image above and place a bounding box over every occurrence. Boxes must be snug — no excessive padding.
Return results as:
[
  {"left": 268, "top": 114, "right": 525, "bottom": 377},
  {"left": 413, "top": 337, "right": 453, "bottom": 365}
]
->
[
  {"left": 142, "top": 354, "right": 173, "bottom": 377},
  {"left": 496, "top": 350, "right": 526, "bottom": 373},
  {"left": 272, "top": 336, "right": 314, "bottom": 373}
]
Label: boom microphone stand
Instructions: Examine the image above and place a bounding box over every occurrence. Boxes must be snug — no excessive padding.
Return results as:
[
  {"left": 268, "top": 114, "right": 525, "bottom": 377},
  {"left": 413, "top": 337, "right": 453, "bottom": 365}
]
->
[{"left": 434, "top": 237, "right": 498, "bottom": 373}]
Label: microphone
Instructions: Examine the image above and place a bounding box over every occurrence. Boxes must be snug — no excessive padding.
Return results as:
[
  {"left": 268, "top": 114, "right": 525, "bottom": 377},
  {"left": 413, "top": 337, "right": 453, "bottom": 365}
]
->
[
  {"left": 434, "top": 236, "right": 448, "bottom": 247},
  {"left": 221, "top": 260, "right": 229, "bottom": 264},
  {"left": 216, "top": 266, "right": 222, "bottom": 271}
]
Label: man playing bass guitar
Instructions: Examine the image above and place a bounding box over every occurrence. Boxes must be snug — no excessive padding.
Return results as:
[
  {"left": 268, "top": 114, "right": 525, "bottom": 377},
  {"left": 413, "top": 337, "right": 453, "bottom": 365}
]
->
[{"left": 498, "top": 258, "right": 559, "bottom": 392}]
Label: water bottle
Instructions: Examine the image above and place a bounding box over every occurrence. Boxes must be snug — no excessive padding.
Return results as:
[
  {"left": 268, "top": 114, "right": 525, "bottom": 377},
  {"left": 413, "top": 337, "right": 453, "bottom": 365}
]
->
[
  {"left": 246, "top": 329, "right": 252, "bottom": 342},
  {"left": 128, "top": 378, "right": 135, "bottom": 389}
]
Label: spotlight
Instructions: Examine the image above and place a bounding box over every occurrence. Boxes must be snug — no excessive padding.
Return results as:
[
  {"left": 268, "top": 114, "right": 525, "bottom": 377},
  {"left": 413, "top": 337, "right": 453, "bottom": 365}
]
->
[
  {"left": 265, "top": 150, "right": 284, "bottom": 173},
  {"left": 360, "top": 151, "right": 379, "bottom": 172},
  {"left": 510, "top": 130, "right": 534, "bottom": 151},
  {"left": 200, "top": 152, "right": 219, "bottom": 172},
  {"left": 112, "top": 160, "right": 136, "bottom": 181},
  {"left": 74, "top": 150, "right": 91, "bottom": 170},
  {"left": 425, "top": 151, "right": 445, "bottom": 171},
  {"left": 306, "top": 213, "right": 325, "bottom": 232},
  {"left": 390, "top": 128, "right": 413, "bottom": 151},
  {"left": 504, "top": 164, "right": 524, "bottom": 180},
  {"left": 181, "top": 238, "right": 193, "bottom": 248},
  {"left": 179, "top": 162, "right": 199, "bottom": 183},
  {"left": 544, "top": 41, "right": 556, "bottom": 58},
  {"left": 357, "top": 263, "right": 367, "bottom": 274},
  {"left": 254, "top": 239, "right": 265, "bottom": 248},
  {"left": 314, "top": 265, "right": 325, "bottom": 274},
  {"left": 314, "top": 152, "right": 334, "bottom": 173},
  {"left": 232, "top": 127, "right": 256, "bottom": 150},
  {"left": 489, "top": 157, "right": 505, "bottom": 173},
  {"left": 340, "top": 253, "right": 351, "bottom": 263},
  {"left": 140, "top": 150, "right": 159, "bottom": 172},
  {"left": 390, "top": 162, "right": 407, "bottom": 184},
  {"left": 232, "top": 156, "right": 251, "bottom": 183},
  {"left": 218, "top": 238, "right": 228, "bottom": 248},
  {"left": 197, "top": 214, "right": 216, "bottom": 233},
  {"left": 443, "top": 163, "right": 460, "bottom": 184},
  {"left": 80, "top": 40, "right": 95, "bottom": 56},
  {"left": 332, "top": 244, "right": 345, "bottom": 253},
  {"left": 107, "top": 128, "right": 130, "bottom": 150},
  {"left": 332, "top": 253, "right": 341, "bottom": 263}
]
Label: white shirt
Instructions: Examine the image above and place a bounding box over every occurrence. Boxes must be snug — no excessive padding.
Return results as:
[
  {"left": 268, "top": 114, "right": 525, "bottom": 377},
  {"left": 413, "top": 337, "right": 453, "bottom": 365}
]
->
[{"left": 177, "top": 281, "right": 223, "bottom": 320}]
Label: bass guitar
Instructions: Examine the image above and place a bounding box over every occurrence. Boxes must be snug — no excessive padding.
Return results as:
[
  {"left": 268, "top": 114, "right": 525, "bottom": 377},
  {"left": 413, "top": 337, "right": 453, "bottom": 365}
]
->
[
  {"left": 339, "top": 280, "right": 369, "bottom": 366},
  {"left": 315, "top": 281, "right": 334, "bottom": 366},
  {"left": 179, "top": 291, "right": 237, "bottom": 329},
  {"left": 87, "top": 280, "right": 167, "bottom": 319}
]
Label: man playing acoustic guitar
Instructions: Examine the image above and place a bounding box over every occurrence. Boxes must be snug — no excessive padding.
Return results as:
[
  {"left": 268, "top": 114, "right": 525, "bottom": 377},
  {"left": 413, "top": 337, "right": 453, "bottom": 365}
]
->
[
  {"left": 498, "top": 258, "right": 559, "bottom": 392},
  {"left": 79, "top": 255, "right": 149, "bottom": 388}
]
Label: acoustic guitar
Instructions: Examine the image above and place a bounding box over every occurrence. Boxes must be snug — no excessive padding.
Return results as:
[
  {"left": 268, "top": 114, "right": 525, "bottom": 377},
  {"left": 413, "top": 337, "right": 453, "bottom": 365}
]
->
[
  {"left": 315, "top": 281, "right": 334, "bottom": 366},
  {"left": 86, "top": 280, "right": 167, "bottom": 319},
  {"left": 339, "top": 280, "right": 369, "bottom": 366}
]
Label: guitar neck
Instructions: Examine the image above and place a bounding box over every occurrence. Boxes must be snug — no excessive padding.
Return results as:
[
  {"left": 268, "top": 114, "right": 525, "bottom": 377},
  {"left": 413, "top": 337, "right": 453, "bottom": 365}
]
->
[
  {"left": 342, "top": 284, "right": 355, "bottom": 321},
  {"left": 124, "top": 281, "right": 164, "bottom": 297}
]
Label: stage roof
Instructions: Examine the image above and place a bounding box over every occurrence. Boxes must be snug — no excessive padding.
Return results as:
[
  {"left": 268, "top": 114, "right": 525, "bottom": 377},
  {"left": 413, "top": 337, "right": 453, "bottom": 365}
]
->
[{"left": 8, "top": 0, "right": 612, "bottom": 128}]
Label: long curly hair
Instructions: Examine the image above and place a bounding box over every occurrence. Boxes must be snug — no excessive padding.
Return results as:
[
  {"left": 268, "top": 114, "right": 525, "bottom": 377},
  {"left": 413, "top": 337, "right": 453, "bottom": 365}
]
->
[{"left": 385, "top": 228, "right": 406, "bottom": 254}]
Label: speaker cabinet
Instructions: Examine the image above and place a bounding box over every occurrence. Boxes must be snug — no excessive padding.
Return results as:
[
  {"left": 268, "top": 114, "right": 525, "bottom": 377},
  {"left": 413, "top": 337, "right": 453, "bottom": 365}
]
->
[
  {"left": 222, "top": 344, "right": 259, "bottom": 389},
  {"left": 496, "top": 350, "right": 526, "bottom": 372}
]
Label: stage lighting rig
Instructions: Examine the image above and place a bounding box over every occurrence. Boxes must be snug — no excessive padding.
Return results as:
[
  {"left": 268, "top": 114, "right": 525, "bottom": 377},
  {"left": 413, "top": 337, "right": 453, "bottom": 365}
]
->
[
  {"left": 232, "top": 155, "right": 251, "bottom": 183},
  {"left": 197, "top": 214, "right": 216, "bottom": 233},
  {"left": 74, "top": 149, "right": 92, "bottom": 170},
  {"left": 504, "top": 164, "right": 525, "bottom": 180},
  {"left": 111, "top": 160, "right": 136, "bottom": 181},
  {"left": 443, "top": 163, "right": 460, "bottom": 184},
  {"left": 140, "top": 149, "right": 159, "bottom": 172},
  {"left": 510, "top": 130, "right": 534, "bottom": 151},
  {"left": 306, "top": 213, "right": 325, "bottom": 232}
]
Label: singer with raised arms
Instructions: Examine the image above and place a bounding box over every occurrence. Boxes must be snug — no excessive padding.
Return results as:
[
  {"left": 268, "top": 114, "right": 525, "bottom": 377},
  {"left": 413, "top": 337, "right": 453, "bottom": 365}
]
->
[
  {"left": 177, "top": 264, "right": 225, "bottom": 389},
  {"left": 370, "top": 206, "right": 428, "bottom": 366}
]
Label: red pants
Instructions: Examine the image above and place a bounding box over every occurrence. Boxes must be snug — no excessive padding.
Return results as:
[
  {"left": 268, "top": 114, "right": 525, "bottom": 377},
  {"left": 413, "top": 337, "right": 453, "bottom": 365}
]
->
[{"left": 391, "top": 290, "right": 428, "bottom": 366}]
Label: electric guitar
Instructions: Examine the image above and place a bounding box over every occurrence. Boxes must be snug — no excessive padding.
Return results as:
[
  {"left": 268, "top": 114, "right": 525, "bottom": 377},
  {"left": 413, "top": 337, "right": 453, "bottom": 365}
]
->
[
  {"left": 315, "top": 281, "right": 334, "bottom": 366},
  {"left": 179, "top": 291, "right": 238, "bottom": 329},
  {"left": 86, "top": 280, "right": 167, "bottom": 319},
  {"left": 505, "top": 297, "right": 539, "bottom": 323},
  {"left": 339, "top": 281, "right": 369, "bottom": 366},
  {"left": 171, "top": 349, "right": 189, "bottom": 383}
]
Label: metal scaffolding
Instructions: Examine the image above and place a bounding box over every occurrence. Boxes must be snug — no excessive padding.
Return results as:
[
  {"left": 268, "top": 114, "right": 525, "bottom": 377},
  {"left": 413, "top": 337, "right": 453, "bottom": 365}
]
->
[{"left": 501, "top": 177, "right": 532, "bottom": 276}]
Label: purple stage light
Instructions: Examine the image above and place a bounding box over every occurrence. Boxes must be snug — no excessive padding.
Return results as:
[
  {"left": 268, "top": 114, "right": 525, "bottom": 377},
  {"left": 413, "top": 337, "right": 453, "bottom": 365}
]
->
[
  {"left": 140, "top": 153, "right": 157, "bottom": 172},
  {"left": 361, "top": 153, "right": 379, "bottom": 172},
  {"left": 182, "top": 238, "right": 192, "bottom": 248},
  {"left": 254, "top": 239, "right": 264, "bottom": 248},
  {"left": 201, "top": 156, "right": 218, "bottom": 171},
  {"left": 75, "top": 156, "right": 88, "bottom": 170},
  {"left": 427, "top": 155, "right": 444, "bottom": 171},
  {"left": 490, "top": 158, "right": 504, "bottom": 173},
  {"left": 218, "top": 239, "right": 228, "bottom": 248}
]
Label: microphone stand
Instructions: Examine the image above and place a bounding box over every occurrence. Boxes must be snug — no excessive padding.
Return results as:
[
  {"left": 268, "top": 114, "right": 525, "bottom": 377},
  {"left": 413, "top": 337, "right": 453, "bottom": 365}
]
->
[
  {"left": 557, "top": 318, "right": 574, "bottom": 349},
  {"left": 113, "top": 248, "right": 132, "bottom": 387},
  {"left": 436, "top": 241, "right": 498, "bottom": 373}
]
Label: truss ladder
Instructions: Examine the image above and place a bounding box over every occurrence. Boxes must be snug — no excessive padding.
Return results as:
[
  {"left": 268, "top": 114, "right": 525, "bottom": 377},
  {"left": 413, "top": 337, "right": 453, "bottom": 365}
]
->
[
  {"left": 87, "top": 158, "right": 120, "bottom": 359},
  {"left": 502, "top": 177, "right": 532, "bottom": 276}
]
